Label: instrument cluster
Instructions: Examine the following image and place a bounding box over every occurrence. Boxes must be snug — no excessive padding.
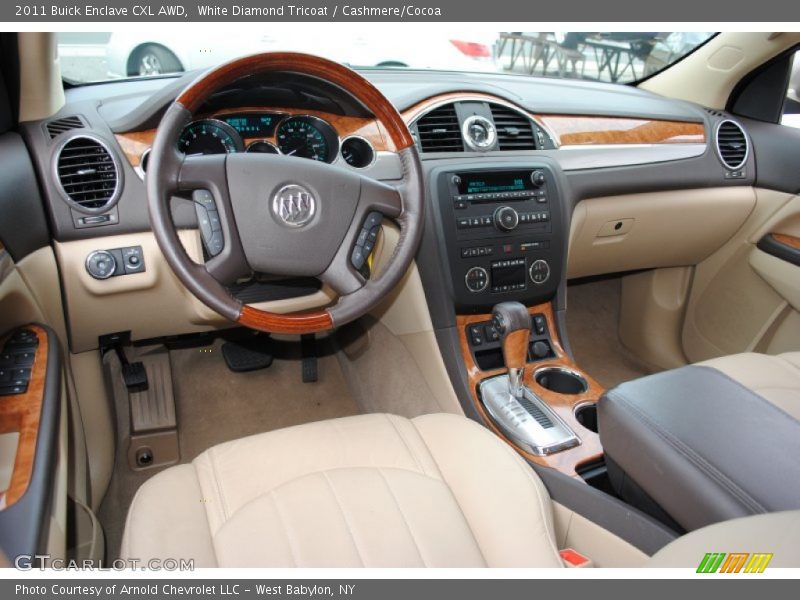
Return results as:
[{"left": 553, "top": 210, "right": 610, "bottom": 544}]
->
[{"left": 176, "top": 112, "right": 375, "bottom": 168}]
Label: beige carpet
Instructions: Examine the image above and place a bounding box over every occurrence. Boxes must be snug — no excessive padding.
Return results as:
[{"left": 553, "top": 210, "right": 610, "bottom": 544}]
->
[
  {"left": 98, "top": 336, "right": 359, "bottom": 559},
  {"left": 566, "top": 276, "right": 652, "bottom": 389}
]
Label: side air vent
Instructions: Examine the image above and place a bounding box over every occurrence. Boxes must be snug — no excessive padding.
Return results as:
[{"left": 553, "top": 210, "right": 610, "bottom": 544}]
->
[
  {"left": 415, "top": 104, "right": 464, "bottom": 153},
  {"left": 715, "top": 120, "right": 748, "bottom": 170},
  {"left": 490, "top": 104, "right": 537, "bottom": 150},
  {"left": 54, "top": 135, "right": 121, "bottom": 212},
  {"left": 46, "top": 115, "right": 85, "bottom": 139}
]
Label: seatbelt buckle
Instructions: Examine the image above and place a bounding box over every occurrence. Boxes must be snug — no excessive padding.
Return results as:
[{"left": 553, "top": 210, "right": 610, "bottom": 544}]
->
[{"left": 559, "top": 548, "right": 593, "bottom": 568}]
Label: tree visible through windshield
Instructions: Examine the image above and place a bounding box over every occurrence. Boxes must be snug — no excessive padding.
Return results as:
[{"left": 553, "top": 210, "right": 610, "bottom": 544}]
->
[{"left": 57, "top": 31, "right": 714, "bottom": 85}]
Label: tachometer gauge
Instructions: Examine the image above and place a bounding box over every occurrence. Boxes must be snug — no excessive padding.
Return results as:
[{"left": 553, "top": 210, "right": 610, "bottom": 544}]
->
[
  {"left": 177, "top": 119, "right": 244, "bottom": 155},
  {"left": 275, "top": 116, "right": 338, "bottom": 163}
]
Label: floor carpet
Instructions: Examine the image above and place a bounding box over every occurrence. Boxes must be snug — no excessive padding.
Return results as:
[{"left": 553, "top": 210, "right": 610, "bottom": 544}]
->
[{"left": 566, "top": 276, "right": 652, "bottom": 389}]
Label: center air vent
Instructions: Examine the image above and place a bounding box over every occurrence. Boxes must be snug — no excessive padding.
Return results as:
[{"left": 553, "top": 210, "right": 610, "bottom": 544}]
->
[
  {"left": 46, "top": 115, "right": 84, "bottom": 139},
  {"left": 54, "top": 135, "right": 121, "bottom": 212},
  {"left": 415, "top": 104, "right": 464, "bottom": 153},
  {"left": 715, "top": 120, "right": 748, "bottom": 170},
  {"left": 490, "top": 104, "right": 537, "bottom": 150}
]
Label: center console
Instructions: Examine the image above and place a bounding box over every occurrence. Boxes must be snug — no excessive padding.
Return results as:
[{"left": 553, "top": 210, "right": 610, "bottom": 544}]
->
[
  {"left": 425, "top": 161, "right": 604, "bottom": 477},
  {"left": 433, "top": 165, "right": 565, "bottom": 312}
]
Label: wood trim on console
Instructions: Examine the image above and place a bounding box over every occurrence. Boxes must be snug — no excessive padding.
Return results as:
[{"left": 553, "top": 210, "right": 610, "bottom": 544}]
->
[
  {"left": 0, "top": 325, "right": 48, "bottom": 509},
  {"left": 772, "top": 233, "right": 800, "bottom": 250},
  {"left": 537, "top": 115, "right": 706, "bottom": 146},
  {"left": 115, "top": 106, "right": 395, "bottom": 169},
  {"left": 457, "top": 303, "right": 604, "bottom": 478}
]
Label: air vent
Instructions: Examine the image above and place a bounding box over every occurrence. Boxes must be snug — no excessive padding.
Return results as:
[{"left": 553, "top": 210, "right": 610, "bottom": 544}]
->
[
  {"left": 55, "top": 135, "right": 120, "bottom": 212},
  {"left": 46, "top": 115, "right": 84, "bottom": 139},
  {"left": 415, "top": 104, "right": 464, "bottom": 153},
  {"left": 715, "top": 120, "right": 748, "bottom": 170},
  {"left": 490, "top": 104, "right": 537, "bottom": 150}
]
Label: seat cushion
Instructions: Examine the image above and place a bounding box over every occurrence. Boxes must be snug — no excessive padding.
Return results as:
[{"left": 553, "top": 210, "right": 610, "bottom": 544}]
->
[
  {"left": 120, "top": 413, "right": 563, "bottom": 567},
  {"left": 699, "top": 352, "right": 800, "bottom": 420}
]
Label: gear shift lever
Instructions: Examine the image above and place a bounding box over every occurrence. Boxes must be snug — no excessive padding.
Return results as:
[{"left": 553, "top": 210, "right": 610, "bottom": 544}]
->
[{"left": 491, "top": 302, "right": 531, "bottom": 398}]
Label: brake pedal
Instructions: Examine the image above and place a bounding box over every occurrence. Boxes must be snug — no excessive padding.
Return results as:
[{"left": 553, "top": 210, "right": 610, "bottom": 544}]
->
[{"left": 301, "top": 334, "right": 318, "bottom": 383}]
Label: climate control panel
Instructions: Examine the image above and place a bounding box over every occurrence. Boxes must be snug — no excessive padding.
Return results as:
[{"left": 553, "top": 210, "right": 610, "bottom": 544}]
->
[{"left": 433, "top": 165, "right": 565, "bottom": 311}]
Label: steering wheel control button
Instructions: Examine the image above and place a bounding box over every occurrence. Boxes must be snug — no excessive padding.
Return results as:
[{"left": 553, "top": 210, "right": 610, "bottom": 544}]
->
[
  {"left": 192, "top": 189, "right": 217, "bottom": 211},
  {"left": 207, "top": 231, "right": 224, "bottom": 257},
  {"left": 494, "top": 206, "right": 520, "bottom": 232},
  {"left": 529, "top": 259, "right": 551, "bottom": 285},
  {"left": 465, "top": 266, "right": 489, "bottom": 293},
  {"left": 195, "top": 203, "right": 224, "bottom": 257},
  {"left": 272, "top": 184, "right": 316, "bottom": 228},
  {"left": 351, "top": 211, "right": 384, "bottom": 271},
  {"left": 85, "top": 250, "right": 117, "bottom": 280}
]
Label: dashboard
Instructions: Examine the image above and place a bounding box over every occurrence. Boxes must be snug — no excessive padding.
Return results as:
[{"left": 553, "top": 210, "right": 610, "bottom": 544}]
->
[{"left": 15, "top": 66, "right": 759, "bottom": 352}]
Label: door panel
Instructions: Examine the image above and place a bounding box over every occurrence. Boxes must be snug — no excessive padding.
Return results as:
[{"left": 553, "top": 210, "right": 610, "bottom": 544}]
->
[{"left": 682, "top": 190, "right": 800, "bottom": 361}]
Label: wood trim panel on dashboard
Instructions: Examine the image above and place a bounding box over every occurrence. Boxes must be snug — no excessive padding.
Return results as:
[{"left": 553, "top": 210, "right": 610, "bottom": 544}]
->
[
  {"left": 115, "top": 106, "right": 395, "bottom": 169},
  {"left": 457, "top": 303, "right": 604, "bottom": 478},
  {"left": 0, "top": 325, "right": 48, "bottom": 509},
  {"left": 537, "top": 115, "right": 706, "bottom": 146},
  {"left": 401, "top": 91, "right": 705, "bottom": 147}
]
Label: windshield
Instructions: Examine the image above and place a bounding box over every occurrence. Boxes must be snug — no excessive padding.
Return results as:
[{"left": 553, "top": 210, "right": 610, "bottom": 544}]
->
[{"left": 57, "top": 31, "right": 715, "bottom": 85}]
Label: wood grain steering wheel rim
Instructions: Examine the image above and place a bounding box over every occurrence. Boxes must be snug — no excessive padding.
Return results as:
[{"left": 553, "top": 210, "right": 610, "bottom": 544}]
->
[{"left": 146, "top": 53, "right": 424, "bottom": 335}]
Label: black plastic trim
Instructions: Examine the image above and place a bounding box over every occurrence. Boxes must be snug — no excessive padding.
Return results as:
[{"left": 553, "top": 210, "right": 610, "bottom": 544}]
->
[
  {"left": 0, "top": 324, "right": 62, "bottom": 563},
  {"left": 757, "top": 233, "right": 800, "bottom": 267},
  {"left": 0, "top": 132, "right": 51, "bottom": 261}
]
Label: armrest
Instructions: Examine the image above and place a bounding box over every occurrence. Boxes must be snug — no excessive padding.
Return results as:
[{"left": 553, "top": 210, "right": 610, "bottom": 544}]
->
[{"left": 598, "top": 365, "right": 800, "bottom": 532}]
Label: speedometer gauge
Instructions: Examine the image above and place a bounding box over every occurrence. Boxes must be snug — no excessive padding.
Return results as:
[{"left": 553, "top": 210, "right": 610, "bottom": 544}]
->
[
  {"left": 177, "top": 119, "right": 244, "bottom": 155},
  {"left": 275, "top": 116, "right": 339, "bottom": 163}
]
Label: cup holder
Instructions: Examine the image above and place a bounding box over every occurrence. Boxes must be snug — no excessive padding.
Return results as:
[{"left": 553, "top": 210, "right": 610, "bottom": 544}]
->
[
  {"left": 534, "top": 367, "right": 588, "bottom": 395},
  {"left": 574, "top": 403, "right": 599, "bottom": 433}
]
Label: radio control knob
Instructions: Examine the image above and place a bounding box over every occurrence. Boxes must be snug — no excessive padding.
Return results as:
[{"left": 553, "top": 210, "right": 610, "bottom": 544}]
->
[
  {"left": 451, "top": 175, "right": 462, "bottom": 186},
  {"left": 465, "top": 266, "right": 489, "bottom": 293},
  {"left": 531, "top": 170, "right": 546, "bottom": 187},
  {"left": 493, "top": 206, "right": 519, "bottom": 232}
]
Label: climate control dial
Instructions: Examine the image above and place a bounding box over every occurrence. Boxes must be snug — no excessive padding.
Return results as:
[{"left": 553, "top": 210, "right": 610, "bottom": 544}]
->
[
  {"left": 493, "top": 206, "right": 519, "bottom": 232},
  {"left": 529, "top": 259, "right": 551, "bottom": 285},
  {"left": 465, "top": 266, "right": 489, "bottom": 293}
]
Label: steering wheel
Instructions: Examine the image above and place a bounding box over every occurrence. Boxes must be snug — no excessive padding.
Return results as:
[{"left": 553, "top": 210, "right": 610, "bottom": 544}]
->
[{"left": 146, "top": 53, "right": 424, "bottom": 334}]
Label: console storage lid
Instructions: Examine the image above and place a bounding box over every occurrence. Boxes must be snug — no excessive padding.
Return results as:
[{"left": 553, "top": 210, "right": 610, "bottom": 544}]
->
[{"left": 598, "top": 366, "right": 800, "bottom": 532}]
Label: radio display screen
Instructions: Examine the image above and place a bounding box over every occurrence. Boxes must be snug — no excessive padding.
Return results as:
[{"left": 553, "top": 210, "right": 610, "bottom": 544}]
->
[
  {"left": 457, "top": 171, "right": 533, "bottom": 195},
  {"left": 221, "top": 113, "right": 281, "bottom": 137}
]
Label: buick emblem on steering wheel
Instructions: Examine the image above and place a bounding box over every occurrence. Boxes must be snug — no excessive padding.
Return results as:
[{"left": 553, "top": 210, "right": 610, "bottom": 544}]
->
[{"left": 272, "top": 184, "right": 317, "bottom": 228}]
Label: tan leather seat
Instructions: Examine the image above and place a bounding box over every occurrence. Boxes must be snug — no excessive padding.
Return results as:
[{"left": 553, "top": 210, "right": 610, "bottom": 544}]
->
[
  {"left": 121, "top": 413, "right": 564, "bottom": 567},
  {"left": 699, "top": 352, "right": 800, "bottom": 420},
  {"left": 122, "top": 412, "right": 800, "bottom": 567}
]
